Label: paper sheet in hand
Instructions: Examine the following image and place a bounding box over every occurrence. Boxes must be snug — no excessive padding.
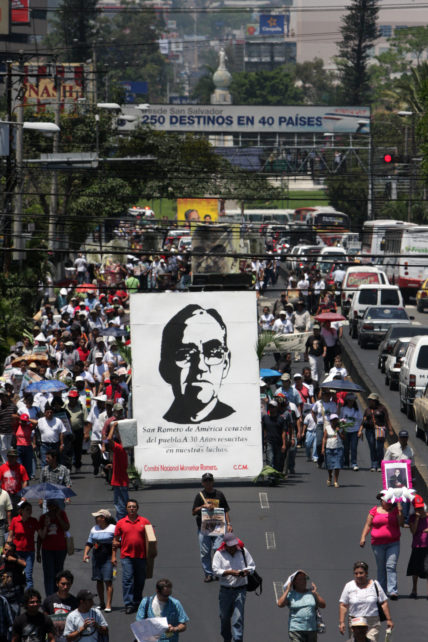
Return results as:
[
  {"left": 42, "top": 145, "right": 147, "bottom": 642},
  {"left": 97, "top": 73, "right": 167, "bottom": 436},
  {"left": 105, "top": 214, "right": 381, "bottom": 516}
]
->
[
  {"left": 131, "top": 617, "right": 169, "bottom": 642},
  {"left": 117, "top": 419, "right": 138, "bottom": 447}
]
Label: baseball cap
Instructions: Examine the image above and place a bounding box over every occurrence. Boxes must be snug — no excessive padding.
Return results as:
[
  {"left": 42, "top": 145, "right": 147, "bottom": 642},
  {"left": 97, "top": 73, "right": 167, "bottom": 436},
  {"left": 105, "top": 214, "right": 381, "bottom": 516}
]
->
[
  {"left": 281, "top": 373, "right": 291, "bottom": 381},
  {"left": 60, "top": 288, "right": 68, "bottom": 295},
  {"left": 223, "top": 533, "right": 239, "bottom": 547},
  {"left": 413, "top": 494, "right": 425, "bottom": 508},
  {"left": 19, "top": 414, "right": 30, "bottom": 423},
  {"left": 75, "top": 376, "right": 84, "bottom": 382},
  {"left": 113, "top": 403, "right": 123, "bottom": 412},
  {"left": 91, "top": 509, "right": 112, "bottom": 519},
  {"left": 330, "top": 413, "right": 339, "bottom": 420},
  {"left": 268, "top": 399, "right": 278, "bottom": 407},
  {"left": 399, "top": 430, "right": 409, "bottom": 438},
  {"left": 279, "top": 310, "right": 287, "bottom": 315},
  {"left": 65, "top": 341, "right": 75, "bottom": 347},
  {"left": 95, "top": 352, "right": 103, "bottom": 358},
  {"left": 93, "top": 394, "right": 107, "bottom": 402},
  {"left": 293, "top": 373, "right": 302, "bottom": 379},
  {"left": 368, "top": 393, "right": 379, "bottom": 401},
  {"left": 76, "top": 590, "right": 96, "bottom": 602},
  {"left": 68, "top": 388, "right": 79, "bottom": 398},
  {"left": 35, "top": 332, "right": 47, "bottom": 342},
  {"left": 202, "top": 473, "right": 214, "bottom": 481},
  {"left": 313, "top": 324, "right": 321, "bottom": 330}
]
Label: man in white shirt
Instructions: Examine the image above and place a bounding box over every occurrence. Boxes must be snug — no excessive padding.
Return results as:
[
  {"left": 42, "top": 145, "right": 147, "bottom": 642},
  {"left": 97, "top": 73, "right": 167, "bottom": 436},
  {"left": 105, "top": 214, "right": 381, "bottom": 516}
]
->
[
  {"left": 332, "top": 264, "right": 346, "bottom": 285},
  {"left": 73, "top": 254, "right": 88, "bottom": 285},
  {"left": 272, "top": 311, "right": 293, "bottom": 335},
  {"left": 212, "top": 532, "right": 256, "bottom": 642},
  {"left": 384, "top": 430, "right": 415, "bottom": 467},
  {"left": 64, "top": 589, "right": 108, "bottom": 642},
  {"left": 37, "top": 404, "right": 67, "bottom": 467},
  {"left": 259, "top": 306, "right": 274, "bottom": 331}
]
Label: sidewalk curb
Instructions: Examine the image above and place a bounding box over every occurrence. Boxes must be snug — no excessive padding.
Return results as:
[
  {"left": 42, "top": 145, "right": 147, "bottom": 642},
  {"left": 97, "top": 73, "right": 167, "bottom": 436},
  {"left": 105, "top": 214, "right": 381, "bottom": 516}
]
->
[{"left": 341, "top": 333, "right": 428, "bottom": 503}]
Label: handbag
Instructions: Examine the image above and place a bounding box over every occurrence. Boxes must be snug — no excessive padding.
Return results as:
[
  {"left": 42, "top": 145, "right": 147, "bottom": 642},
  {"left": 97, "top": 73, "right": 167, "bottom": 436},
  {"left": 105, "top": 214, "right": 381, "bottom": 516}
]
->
[
  {"left": 241, "top": 549, "right": 262, "bottom": 595},
  {"left": 374, "top": 581, "right": 386, "bottom": 621},
  {"left": 316, "top": 608, "right": 326, "bottom": 634},
  {"left": 66, "top": 534, "right": 75, "bottom": 556}
]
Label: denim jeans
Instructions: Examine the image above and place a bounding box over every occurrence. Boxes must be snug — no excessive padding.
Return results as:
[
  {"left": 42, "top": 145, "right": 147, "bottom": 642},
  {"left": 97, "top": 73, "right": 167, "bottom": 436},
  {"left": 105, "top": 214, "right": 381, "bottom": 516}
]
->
[
  {"left": 343, "top": 431, "right": 359, "bottom": 467},
  {"left": 265, "top": 441, "right": 282, "bottom": 472},
  {"left": 198, "top": 530, "right": 223, "bottom": 577},
  {"left": 365, "top": 430, "right": 384, "bottom": 469},
  {"left": 17, "top": 445, "right": 33, "bottom": 479},
  {"left": 285, "top": 444, "right": 296, "bottom": 473},
  {"left": 42, "top": 549, "right": 67, "bottom": 596},
  {"left": 40, "top": 442, "right": 59, "bottom": 468},
  {"left": 121, "top": 557, "right": 147, "bottom": 607},
  {"left": 113, "top": 486, "right": 129, "bottom": 521},
  {"left": 372, "top": 541, "right": 400, "bottom": 595},
  {"left": 219, "top": 586, "right": 247, "bottom": 642},
  {"left": 17, "top": 551, "right": 35, "bottom": 589},
  {"left": 305, "top": 430, "right": 316, "bottom": 460}
]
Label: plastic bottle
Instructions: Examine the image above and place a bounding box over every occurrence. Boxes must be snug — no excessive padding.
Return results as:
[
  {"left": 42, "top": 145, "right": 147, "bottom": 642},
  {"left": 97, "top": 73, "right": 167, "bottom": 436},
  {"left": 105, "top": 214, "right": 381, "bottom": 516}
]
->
[{"left": 385, "top": 628, "right": 392, "bottom": 642}]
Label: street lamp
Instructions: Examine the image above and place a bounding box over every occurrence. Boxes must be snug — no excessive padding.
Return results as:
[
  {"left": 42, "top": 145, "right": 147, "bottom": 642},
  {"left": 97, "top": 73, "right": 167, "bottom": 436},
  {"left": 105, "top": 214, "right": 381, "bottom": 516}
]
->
[
  {"left": 0, "top": 119, "right": 61, "bottom": 262},
  {"left": 358, "top": 119, "right": 372, "bottom": 219}
]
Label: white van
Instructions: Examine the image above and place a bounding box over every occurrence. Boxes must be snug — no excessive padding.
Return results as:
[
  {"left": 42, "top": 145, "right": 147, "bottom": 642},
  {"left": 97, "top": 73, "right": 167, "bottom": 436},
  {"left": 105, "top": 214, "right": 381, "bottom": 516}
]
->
[
  {"left": 341, "top": 266, "right": 389, "bottom": 317},
  {"left": 316, "top": 246, "right": 347, "bottom": 275},
  {"left": 399, "top": 335, "right": 428, "bottom": 419},
  {"left": 349, "top": 285, "right": 404, "bottom": 338}
]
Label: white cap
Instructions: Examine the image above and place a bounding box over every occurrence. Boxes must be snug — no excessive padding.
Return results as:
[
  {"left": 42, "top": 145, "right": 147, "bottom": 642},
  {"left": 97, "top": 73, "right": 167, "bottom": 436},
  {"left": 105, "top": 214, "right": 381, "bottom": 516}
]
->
[
  {"left": 75, "top": 376, "right": 84, "bottom": 382},
  {"left": 60, "top": 288, "right": 68, "bottom": 295},
  {"left": 35, "top": 332, "right": 47, "bottom": 342}
]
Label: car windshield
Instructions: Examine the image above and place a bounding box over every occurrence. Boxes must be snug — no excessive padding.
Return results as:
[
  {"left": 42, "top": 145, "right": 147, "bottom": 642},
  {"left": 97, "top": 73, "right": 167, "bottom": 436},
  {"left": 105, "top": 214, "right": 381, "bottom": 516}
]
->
[{"left": 365, "top": 308, "right": 408, "bottom": 320}]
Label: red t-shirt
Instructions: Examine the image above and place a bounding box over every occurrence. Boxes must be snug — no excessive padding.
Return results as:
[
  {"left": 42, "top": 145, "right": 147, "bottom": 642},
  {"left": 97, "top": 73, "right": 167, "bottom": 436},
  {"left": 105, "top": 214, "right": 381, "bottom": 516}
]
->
[
  {"left": 114, "top": 515, "right": 152, "bottom": 559},
  {"left": 10, "top": 515, "right": 39, "bottom": 552},
  {"left": 38, "top": 511, "right": 70, "bottom": 551},
  {"left": 15, "top": 422, "right": 34, "bottom": 447},
  {"left": 111, "top": 442, "right": 129, "bottom": 487},
  {"left": 0, "top": 462, "right": 29, "bottom": 495},
  {"left": 77, "top": 347, "right": 89, "bottom": 362}
]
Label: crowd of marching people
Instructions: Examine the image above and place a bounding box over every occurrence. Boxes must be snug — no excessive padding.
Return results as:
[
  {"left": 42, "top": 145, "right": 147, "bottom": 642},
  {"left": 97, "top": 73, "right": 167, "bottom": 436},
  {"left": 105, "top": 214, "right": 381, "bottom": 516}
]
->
[{"left": 0, "top": 249, "right": 426, "bottom": 641}]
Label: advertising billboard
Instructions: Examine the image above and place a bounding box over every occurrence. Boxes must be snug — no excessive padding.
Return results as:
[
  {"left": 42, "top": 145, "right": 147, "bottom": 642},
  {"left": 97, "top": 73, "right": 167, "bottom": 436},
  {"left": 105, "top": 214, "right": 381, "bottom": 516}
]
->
[
  {"left": 135, "top": 105, "right": 371, "bottom": 134},
  {"left": 12, "top": 63, "right": 85, "bottom": 112},
  {"left": 177, "top": 198, "right": 218, "bottom": 223},
  {"left": 11, "top": 0, "right": 30, "bottom": 23},
  {"left": 259, "top": 15, "right": 284, "bottom": 35},
  {"left": 131, "top": 292, "right": 262, "bottom": 481}
]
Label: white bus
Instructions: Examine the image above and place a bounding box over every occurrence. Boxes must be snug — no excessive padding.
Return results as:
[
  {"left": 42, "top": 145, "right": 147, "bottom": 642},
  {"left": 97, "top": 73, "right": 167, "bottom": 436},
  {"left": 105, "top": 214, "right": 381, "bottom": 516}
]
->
[
  {"left": 382, "top": 225, "right": 428, "bottom": 300},
  {"left": 224, "top": 209, "right": 295, "bottom": 225},
  {"left": 361, "top": 220, "right": 416, "bottom": 261}
]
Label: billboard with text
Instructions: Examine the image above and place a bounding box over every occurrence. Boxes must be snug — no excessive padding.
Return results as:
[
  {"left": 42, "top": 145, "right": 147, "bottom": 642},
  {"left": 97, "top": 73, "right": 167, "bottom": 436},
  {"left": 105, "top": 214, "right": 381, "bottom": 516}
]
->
[{"left": 131, "top": 292, "right": 262, "bottom": 481}]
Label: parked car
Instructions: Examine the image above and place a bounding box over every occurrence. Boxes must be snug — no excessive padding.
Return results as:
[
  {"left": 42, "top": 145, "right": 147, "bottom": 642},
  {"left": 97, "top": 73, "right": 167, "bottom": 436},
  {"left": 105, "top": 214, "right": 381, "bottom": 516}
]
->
[
  {"left": 357, "top": 307, "right": 412, "bottom": 348},
  {"left": 377, "top": 325, "right": 428, "bottom": 372},
  {"left": 399, "top": 335, "right": 428, "bottom": 419},
  {"left": 349, "top": 285, "right": 404, "bottom": 338},
  {"left": 413, "top": 382, "right": 428, "bottom": 443},
  {"left": 341, "top": 267, "right": 389, "bottom": 317},
  {"left": 385, "top": 338, "right": 411, "bottom": 390},
  {"left": 416, "top": 278, "right": 428, "bottom": 313}
]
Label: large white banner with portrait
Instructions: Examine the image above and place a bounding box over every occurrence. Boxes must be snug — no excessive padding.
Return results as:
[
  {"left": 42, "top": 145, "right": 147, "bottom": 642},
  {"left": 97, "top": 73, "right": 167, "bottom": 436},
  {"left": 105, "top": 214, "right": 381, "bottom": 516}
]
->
[{"left": 130, "top": 292, "right": 262, "bottom": 481}]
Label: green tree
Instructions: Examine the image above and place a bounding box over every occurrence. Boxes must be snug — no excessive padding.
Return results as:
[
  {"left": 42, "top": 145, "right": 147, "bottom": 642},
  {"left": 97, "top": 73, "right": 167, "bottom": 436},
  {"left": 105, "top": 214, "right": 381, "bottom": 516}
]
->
[
  {"left": 324, "top": 168, "right": 368, "bottom": 229},
  {"left": 294, "top": 59, "right": 340, "bottom": 104},
  {"left": 336, "top": 0, "right": 380, "bottom": 105},
  {"left": 44, "top": 0, "right": 100, "bottom": 63},
  {"left": 230, "top": 67, "right": 303, "bottom": 105}
]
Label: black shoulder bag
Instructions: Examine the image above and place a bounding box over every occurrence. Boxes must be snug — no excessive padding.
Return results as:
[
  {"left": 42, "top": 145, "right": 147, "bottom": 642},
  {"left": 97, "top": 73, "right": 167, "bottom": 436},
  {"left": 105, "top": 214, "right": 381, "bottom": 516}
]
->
[
  {"left": 241, "top": 549, "right": 262, "bottom": 595},
  {"left": 374, "top": 581, "right": 386, "bottom": 621}
]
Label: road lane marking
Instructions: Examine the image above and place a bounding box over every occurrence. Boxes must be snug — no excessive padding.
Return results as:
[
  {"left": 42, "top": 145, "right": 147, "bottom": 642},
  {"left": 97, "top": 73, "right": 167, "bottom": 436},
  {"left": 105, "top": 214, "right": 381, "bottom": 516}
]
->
[
  {"left": 273, "top": 581, "right": 284, "bottom": 601},
  {"left": 259, "top": 492, "right": 269, "bottom": 509},
  {"left": 265, "top": 531, "right": 276, "bottom": 550}
]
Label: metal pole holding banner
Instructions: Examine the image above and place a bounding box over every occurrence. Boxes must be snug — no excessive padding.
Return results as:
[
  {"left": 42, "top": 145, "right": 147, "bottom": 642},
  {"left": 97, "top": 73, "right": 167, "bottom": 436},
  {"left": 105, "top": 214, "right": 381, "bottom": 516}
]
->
[{"left": 12, "top": 57, "right": 24, "bottom": 263}]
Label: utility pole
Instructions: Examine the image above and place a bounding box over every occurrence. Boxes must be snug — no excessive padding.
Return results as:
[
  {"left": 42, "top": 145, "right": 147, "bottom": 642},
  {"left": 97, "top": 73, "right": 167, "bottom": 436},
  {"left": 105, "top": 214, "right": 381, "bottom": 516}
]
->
[
  {"left": 12, "top": 56, "right": 24, "bottom": 263},
  {"left": 49, "top": 65, "right": 61, "bottom": 275},
  {"left": 3, "top": 61, "right": 13, "bottom": 271}
]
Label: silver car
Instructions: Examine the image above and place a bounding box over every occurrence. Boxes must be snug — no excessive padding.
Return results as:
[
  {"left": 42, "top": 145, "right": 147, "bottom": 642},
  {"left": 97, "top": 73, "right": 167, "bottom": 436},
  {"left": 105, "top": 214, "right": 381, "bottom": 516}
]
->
[{"left": 357, "top": 307, "right": 412, "bottom": 349}]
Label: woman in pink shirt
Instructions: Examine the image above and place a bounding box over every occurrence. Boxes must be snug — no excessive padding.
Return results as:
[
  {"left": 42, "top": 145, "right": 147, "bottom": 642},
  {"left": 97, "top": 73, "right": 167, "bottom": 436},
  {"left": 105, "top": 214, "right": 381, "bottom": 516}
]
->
[
  {"left": 359, "top": 491, "right": 404, "bottom": 599},
  {"left": 406, "top": 494, "right": 428, "bottom": 598}
]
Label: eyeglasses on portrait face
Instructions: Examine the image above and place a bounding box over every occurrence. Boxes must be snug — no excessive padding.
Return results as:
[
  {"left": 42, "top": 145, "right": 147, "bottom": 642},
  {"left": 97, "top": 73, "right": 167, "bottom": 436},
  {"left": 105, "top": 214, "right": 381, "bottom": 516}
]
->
[{"left": 175, "top": 341, "right": 227, "bottom": 367}]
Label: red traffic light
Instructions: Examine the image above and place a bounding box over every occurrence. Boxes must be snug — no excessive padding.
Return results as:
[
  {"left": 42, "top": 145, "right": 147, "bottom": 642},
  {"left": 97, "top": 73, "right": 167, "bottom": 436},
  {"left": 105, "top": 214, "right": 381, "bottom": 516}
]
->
[{"left": 384, "top": 154, "right": 393, "bottom": 163}]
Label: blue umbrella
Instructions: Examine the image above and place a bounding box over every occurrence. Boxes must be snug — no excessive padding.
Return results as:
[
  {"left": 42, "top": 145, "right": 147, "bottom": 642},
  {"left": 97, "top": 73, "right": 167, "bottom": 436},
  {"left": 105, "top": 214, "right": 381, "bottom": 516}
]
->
[
  {"left": 320, "top": 379, "right": 365, "bottom": 392},
  {"left": 21, "top": 482, "right": 76, "bottom": 500},
  {"left": 260, "top": 368, "right": 282, "bottom": 379},
  {"left": 98, "top": 327, "right": 128, "bottom": 337},
  {"left": 25, "top": 380, "right": 69, "bottom": 393}
]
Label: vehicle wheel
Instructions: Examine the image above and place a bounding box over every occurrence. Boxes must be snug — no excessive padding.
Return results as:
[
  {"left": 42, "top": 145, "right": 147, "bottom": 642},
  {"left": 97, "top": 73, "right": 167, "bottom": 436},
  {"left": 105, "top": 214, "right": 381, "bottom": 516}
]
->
[
  {"left": 351, "top": 325, "right": 358, "bottom": 339},
  {"left": 399, "top": 396, "right": 406, "bottom": 413},
  {"left": 389, "top": 379, "right": 397, "bottom": 391},
  {"left": 406, "top": 403, "right": 414, "bottom": 421},
  {"left": 417, "top": 302, "right": 423, "bottom": 313},
  {"left": 360, "top": 338, "right": 367, "bottom": 349},
  {"left": 415, "top": 424, "right": 426, "bottom": 441},
  {"left": 380, "top": 360, "right": 386, "bottom": 374},
  {"left": 385, "top": 373, "right": 389, "bottom": 386},
  {"left": 377, "top": 357, "right": 381, "bottom": 369}
]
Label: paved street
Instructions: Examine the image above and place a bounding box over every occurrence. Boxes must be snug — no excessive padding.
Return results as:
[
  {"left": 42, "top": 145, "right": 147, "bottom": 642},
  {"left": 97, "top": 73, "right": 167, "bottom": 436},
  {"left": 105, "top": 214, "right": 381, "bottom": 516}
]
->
[{"left": 29, "top": 429, "right": 428, "bottom": 641}]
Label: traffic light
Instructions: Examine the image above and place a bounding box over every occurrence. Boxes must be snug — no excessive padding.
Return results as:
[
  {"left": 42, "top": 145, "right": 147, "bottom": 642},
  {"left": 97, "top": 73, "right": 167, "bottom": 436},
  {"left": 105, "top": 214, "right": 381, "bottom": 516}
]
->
[{"left": 383, "top": 153, "right": 393, "bottom": 163}]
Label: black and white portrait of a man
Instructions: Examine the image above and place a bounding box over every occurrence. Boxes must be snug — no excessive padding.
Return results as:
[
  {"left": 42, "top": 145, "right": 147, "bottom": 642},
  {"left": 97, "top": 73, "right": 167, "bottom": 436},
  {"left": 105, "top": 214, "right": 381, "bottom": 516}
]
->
[{"left": 159, "top": 304, "right": 236, "bottom": 424}]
